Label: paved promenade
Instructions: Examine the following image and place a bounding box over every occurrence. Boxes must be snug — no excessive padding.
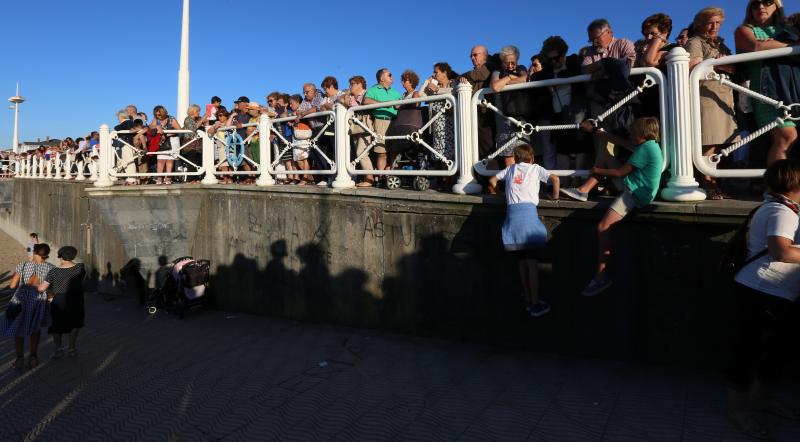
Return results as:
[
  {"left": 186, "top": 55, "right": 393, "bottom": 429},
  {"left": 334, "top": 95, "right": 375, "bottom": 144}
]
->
[{"left": 1, "top": 230, "right": 800, "bottom": 441}]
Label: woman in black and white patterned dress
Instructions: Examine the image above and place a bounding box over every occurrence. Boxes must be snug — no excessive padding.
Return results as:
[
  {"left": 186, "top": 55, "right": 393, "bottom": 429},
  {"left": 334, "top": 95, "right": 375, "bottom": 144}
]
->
[
  {"left": 39, "top": 246, "right": 86, "bottom": 359},
  {"left": 1, "top": 243, "right": 54, "bottom": 369},
  {"left": 424, "top": 62, "right": 458, "bottom": 163}
]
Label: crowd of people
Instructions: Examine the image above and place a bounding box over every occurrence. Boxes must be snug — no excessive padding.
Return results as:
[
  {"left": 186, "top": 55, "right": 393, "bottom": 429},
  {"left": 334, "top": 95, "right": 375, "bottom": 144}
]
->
[{"left": 5, "top": 2, "right": 800, "bottom": 199}]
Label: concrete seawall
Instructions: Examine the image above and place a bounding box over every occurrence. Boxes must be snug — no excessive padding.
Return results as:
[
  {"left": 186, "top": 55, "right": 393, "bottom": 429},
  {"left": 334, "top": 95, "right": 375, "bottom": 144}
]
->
[{"left": 0, "top": 179, "right": 755, "bottom": 367}]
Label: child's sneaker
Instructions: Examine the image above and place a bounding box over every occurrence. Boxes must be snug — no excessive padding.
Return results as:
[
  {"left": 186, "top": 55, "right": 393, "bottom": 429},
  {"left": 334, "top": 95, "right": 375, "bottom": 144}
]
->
[
  {"left": 581, "top": 278, "right": 612, "bottom": 296},
  {"left": 529, "top": 301, "right": 551, "bottom": 318},
  {"left": 562, "top": 188, "right": 589, "bottom": 202}
]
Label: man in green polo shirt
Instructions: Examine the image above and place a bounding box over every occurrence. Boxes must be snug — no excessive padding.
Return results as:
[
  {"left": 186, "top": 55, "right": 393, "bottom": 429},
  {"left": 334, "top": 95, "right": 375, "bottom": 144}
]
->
[{"left": 364, "top": 68, "right": 402, "bottom": 173}]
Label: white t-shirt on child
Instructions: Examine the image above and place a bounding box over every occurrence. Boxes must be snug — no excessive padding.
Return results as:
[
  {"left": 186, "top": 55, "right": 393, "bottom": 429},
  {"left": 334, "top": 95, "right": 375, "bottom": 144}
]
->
[
  {"left": 735, "top": 201, "right": 800, "bottom": 301},
  {"left": 495, "top": 163, "right": 550, "bottom": 206}
]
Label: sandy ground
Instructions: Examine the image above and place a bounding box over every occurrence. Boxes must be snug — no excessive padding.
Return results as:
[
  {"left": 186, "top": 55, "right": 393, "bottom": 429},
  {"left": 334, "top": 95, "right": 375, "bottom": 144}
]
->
[{"left": 0, "top": 228, "right": 29, "bottom": 292}]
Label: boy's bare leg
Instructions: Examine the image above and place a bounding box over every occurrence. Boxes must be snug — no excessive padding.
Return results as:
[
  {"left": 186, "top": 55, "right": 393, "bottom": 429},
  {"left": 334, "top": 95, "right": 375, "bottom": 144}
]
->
[{"left": 596, "top": 209, "right": 624, "bottom": 280}]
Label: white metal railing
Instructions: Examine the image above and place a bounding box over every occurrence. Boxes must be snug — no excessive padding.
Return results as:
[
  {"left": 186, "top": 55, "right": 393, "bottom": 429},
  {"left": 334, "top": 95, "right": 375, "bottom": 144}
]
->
[
  {"left": 38, "top": 47, "right": 800, "bottom": 200},
  {"left": 106, "top": 129, "right": 201, "bottom": 181},
  {"left": 64, "top": 148, "right": 99, "bottom": 181},
  {"left": 344, "top": 94, "right": 458, "bottom": 177},
  {"left": 690, "top": 45, "right": 800, "bottom": 178},
  {"left": 470, "top": 67, "right": 669, "bottom": 178},
  {"left": 210, "top": 122, "right": 262, "bottom": 178},
  {"left": 0, "top": 158, "right": 13, "bottom": 177},
  {"left": 267, "top": 110, "right": 337, "bottom": 176}
]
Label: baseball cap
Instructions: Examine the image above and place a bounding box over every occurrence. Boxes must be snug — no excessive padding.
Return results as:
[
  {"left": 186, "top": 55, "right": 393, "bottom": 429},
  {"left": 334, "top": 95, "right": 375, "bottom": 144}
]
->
[{"left": 234, "top": 96, "right": 250, "bottom": 103}]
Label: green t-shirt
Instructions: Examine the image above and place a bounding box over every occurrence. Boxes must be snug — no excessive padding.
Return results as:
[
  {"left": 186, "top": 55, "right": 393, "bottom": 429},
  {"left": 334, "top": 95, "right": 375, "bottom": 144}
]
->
[
  {"left": 364, "top": 84, "right": 402, "bottom": 119},
  {"left": 624, "top": 139, "right": 663, "bottom": 207}
]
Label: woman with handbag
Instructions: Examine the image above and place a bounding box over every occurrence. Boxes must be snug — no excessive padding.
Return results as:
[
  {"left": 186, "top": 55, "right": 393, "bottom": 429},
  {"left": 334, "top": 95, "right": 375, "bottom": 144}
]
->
[
  {"left": 1, "top": 243, "right": 55, "bottom": 369},
  {"left": 149, "top": 105, "right": 182, "bottom": 185}
]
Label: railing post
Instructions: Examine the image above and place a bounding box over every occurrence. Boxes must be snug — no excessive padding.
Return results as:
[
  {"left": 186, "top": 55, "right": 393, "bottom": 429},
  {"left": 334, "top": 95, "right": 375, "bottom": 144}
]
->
[
  {"left": 255, "top": 114, "right": 276, "bottom": 187},
  {"left": 660, "top": 47, "right": 706, "bottom": 201},
  {"left": 331, "top": 103, "right": 355, "bottom": 189},
  {"left": 54, "top": 153, "right": 62, "bottom": 179},
  {"left": 200, "top": 130, "right": 219, "bottom": 185},
  {"left": 14, "top": 159, "right": 20, "bottom": 177},
  {"left": 452, "top": 82, "right": 482, "bottom": 194},
  {"left": 93, "top": 124, "right": 113, "bottom": 187},
  {"left": 44, "top": 156, "right": 52, "bottom": 179},
  {"left": 64, "top": 153, "right": 72, "bottom": 179}
]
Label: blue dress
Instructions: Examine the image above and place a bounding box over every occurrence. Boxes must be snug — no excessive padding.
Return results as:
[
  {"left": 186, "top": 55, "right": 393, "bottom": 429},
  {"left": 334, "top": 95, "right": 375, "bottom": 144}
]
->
[{"left": 1, "top": 261, "right": 54, "bottom": 337}]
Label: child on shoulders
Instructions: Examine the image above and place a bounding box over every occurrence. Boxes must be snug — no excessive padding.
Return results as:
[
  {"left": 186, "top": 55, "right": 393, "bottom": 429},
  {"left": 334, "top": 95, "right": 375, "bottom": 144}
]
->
[{"left": 489, "top": 144, "right": 560, "bottom": 317}]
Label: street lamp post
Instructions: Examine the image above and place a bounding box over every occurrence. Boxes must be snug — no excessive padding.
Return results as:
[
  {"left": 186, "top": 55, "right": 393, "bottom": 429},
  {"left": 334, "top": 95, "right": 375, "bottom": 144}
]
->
[
  {"left": 176, "top": 0, "right": 190, "bottom": 123},
  {"left": 8, "top": 83, "right": 25, "bottom": 154}
]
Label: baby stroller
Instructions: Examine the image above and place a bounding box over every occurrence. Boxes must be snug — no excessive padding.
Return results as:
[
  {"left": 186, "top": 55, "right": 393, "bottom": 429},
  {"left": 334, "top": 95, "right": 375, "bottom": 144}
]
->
[
  {"left": 385, "top": 106, "right": 432, "bottom": 191},
  {"left": 146, "top": 256, "right": 210, "bottom": 319}
]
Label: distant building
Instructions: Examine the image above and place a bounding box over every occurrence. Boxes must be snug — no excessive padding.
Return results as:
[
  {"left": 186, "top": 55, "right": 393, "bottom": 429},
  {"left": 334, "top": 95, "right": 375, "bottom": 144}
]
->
[{"left": 19, "top": 137, "right": 61, "bottom": 152}]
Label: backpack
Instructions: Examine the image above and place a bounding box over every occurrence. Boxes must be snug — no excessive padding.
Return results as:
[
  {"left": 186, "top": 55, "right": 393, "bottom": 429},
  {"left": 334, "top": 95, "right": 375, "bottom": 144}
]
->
[
  {"left": 146, "top": 129, "right": 162, "bottom": 153},
  {"left": 719, "top": 205, "right": 769, "bottom": 277}
]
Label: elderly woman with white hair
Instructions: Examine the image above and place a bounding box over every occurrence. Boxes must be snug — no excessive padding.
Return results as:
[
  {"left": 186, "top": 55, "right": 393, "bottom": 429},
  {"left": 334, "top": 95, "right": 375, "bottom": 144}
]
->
[
  {"left": 113, "top": 109, "right": 141, "bottom": 185},
  {"left": 490, "top": 45, "right": 530, "bottom": 168},
  {"left": 182, "top": 104, "right": 207, "bottom": 182},
  {"left": 686, "top": 6, "right": 736, "bottom": 200}
]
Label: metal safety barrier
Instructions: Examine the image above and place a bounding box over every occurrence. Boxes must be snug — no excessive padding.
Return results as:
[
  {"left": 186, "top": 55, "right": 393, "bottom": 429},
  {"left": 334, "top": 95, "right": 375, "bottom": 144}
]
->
[
  {"left": 344, "top": 94, "right": 458, "bottom": 184},
  {"left": 266, "top": 110, "right": 337, "bottom": 177},
  {"left": 470, "top": 67, "right": 669, "bottom": 178},
  {"left": 105, "top": 129, "right": 201, "bottom": 182},
  {"left": 689, "top": 45, "right": 800, "bottom": 179},
  {"left": 209, "top": 122, "right": 263, "bottom": 178}
]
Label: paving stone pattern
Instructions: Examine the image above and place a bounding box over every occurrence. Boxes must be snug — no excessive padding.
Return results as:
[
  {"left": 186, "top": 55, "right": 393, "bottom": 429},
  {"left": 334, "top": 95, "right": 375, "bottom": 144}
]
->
[{"left": 1, "top": 230, "right": 800, "bottom": 440}]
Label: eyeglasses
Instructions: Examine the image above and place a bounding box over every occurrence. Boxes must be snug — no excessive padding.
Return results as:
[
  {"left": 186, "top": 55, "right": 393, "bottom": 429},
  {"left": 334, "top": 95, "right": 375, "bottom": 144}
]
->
[
  {"left": 750, "top": 0, "right": 775, "bottom": 9},
  {"left": 588, "top": 28, "right": 610, "bottom": 43}
]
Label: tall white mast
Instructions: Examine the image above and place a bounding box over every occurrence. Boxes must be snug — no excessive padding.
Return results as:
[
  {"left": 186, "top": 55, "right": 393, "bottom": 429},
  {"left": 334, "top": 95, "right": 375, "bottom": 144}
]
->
[
  {"left": 9, "top": 82, "right": 25, "bottom": 154},
  {"left": 176, "top": 0, "right": 190, "bottom": 123}
]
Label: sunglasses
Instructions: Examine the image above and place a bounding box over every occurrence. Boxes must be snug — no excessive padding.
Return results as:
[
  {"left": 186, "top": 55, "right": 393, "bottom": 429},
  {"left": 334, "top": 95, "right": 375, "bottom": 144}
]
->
[{"left": 750, "top": 0, "right": 775, "bottom": 9}]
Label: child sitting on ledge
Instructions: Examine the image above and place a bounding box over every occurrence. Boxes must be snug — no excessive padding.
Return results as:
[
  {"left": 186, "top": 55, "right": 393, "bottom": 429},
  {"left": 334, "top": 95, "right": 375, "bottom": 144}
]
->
[{"left": 561, "top": 117, "right": 664, "bottom": 296}]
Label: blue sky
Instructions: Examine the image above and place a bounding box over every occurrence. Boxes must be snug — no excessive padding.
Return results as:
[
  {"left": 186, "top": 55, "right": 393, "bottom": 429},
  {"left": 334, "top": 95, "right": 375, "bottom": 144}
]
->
[{"left": 1, "top": 0, "right": 746, "bottom": 147}]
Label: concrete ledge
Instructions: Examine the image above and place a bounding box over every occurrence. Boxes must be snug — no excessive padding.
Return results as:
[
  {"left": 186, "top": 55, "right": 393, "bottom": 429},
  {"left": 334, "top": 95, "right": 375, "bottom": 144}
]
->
[{"left": 82, "top": 180, "right": 758, "bottom": 223}]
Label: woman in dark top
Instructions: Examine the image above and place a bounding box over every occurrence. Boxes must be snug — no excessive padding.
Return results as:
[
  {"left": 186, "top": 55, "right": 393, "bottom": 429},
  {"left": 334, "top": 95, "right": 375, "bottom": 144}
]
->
[{"left": 38, "top": 246, "right": 86, "bottom": 359}]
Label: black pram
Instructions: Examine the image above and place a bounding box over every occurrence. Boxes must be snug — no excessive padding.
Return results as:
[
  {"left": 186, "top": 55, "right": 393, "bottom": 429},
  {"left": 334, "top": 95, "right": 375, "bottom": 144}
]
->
[{"left": 147, "top": 256, "right": 210, "bottom": 319}]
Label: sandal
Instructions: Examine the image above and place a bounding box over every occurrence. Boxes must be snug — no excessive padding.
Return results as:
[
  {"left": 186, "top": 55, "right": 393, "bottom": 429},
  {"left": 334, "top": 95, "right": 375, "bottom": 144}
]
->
[
  {"left": 155, "top": 177, "right": 163, "bottom": 185},
  {"left": 708, "top": 188, "right": 724, "bottom": 200},
  {"left": 13, "top": 356, "right": 24, "bottom": 370},
  {"left": 27, "top": 355, "right": 39, "bottom": 369},
  {"left": 356, "top": 180, "right": 374, "bottom": 188},
  {"left": 164, "top": 178, "right": 172, "bottom": 185}
]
